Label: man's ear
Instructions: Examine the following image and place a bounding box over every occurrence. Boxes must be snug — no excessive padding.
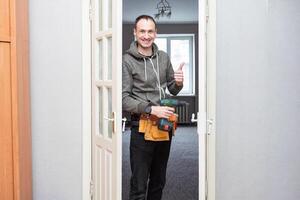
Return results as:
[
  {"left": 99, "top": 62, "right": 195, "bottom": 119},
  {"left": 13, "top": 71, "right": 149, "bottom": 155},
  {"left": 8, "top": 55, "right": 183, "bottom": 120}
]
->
[{"left": 133, "top": 29, "right": 137, "bottom": 41}]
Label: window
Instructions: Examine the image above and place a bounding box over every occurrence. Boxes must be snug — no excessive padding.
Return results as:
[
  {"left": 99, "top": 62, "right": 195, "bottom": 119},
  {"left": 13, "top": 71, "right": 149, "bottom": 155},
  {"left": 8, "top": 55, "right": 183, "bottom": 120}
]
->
[{"left": 155, "top": 34, "right": 195, "bottom": 95}]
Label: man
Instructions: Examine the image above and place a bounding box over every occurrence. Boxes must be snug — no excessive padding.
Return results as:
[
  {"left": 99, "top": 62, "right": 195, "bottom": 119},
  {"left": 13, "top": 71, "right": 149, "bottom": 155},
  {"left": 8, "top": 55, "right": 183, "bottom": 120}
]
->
[{"left": 122, "top": 15, "right": 184, "bottom": 200}]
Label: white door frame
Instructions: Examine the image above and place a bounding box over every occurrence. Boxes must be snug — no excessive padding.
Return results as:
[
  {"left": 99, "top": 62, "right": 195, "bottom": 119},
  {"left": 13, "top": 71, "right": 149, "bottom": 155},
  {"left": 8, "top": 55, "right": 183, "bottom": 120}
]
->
[
  {"left": 82, "top": 0, "right": 92, "bottom": 199},
  {"left": 198, "top": 0, "right": 216, "bottom": 199},
  {"left": 206, "top": 0, "right": 216, "bottom": 199},
  {"left": 82, "top": 0, "right": 216, "bottom": 199}
]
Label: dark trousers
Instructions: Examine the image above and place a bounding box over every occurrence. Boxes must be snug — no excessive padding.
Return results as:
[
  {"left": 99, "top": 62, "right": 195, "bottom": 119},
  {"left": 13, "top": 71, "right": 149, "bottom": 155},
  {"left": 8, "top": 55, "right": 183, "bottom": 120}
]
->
[{"left": 129, "top": 126, "right": 172, "bottom": 200}]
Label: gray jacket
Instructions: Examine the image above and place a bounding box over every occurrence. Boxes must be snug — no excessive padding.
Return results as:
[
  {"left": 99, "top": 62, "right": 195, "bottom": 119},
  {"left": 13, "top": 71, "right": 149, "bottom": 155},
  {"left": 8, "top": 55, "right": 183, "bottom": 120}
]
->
[{"left": 122, "top": 41, "right": 183, "bottom": 114}]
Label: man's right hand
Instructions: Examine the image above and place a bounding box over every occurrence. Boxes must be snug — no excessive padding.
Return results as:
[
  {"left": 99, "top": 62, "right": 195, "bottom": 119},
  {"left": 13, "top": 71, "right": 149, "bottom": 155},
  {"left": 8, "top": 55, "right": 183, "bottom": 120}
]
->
[{"left": 151, "top": 106, "right": 175, "bottom": 119}]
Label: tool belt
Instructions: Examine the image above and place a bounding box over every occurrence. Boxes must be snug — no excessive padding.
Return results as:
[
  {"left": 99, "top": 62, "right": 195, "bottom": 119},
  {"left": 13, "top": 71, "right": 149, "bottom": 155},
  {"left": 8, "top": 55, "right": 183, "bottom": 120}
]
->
[{"left": 138, "top": 113, "right": 178, "bottom": 141}]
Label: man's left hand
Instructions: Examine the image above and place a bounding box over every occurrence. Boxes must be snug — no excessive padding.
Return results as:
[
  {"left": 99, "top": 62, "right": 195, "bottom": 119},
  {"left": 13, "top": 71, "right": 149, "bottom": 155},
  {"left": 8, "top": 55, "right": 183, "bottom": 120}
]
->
[{"left": 174, "top": 62, "right": 185, "bottom": 86}]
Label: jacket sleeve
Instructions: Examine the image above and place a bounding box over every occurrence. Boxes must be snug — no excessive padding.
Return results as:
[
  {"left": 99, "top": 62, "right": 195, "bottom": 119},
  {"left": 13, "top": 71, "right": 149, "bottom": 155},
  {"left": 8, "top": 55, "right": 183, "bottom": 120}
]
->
[
  {"left": 166, "top": 57, "right": 183, "bottom": 95},
  {"left": 122, "top": 61, "right": 150, "bottom": 113}
]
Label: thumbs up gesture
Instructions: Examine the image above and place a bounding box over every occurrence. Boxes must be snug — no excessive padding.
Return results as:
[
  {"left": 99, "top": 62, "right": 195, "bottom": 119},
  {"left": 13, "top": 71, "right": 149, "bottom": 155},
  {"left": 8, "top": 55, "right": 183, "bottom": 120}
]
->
[{"left": 174, "top": 62, "right": 185, "bottom": 86}]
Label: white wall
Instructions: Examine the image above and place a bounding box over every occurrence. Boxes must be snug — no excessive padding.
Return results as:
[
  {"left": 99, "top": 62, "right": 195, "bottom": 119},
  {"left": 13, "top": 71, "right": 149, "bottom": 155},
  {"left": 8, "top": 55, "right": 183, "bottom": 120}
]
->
[
  {"left": 29, "top": 0, "right": 82, "bottom": 199},
  {"left": 28, "top": 0, "right": 300, "bottom": 199},
  {"left": 216, "top": 0, "right": 300, "bottom": 199}
]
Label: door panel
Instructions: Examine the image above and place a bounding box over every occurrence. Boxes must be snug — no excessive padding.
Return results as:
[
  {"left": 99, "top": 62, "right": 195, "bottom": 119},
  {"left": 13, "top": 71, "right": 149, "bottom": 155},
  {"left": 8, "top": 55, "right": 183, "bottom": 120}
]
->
[
  {"left": 0, "top": 43, "right": 13, "bottom": 200},
  {"left": 91, "top": 0, "right": 122, "bottom": 199}
]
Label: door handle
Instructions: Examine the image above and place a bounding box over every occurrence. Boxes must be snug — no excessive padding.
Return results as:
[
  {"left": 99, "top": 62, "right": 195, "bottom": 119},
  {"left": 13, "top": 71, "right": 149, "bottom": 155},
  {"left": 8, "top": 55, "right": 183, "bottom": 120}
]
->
[
  {"left": 122, "top": 117, "right": 127, "bottom": 132},
  {"left": 191, "top": 113, "right": 198, "bottom": 123},
  {"left": 104, "top": 111, "right": 116, "bottom": 133},
  {"left": 191, "top": 113, "right": 214, "bottom": 135},
  {"left": 207, "top": 119, "right": 213, "bottom": 135}
]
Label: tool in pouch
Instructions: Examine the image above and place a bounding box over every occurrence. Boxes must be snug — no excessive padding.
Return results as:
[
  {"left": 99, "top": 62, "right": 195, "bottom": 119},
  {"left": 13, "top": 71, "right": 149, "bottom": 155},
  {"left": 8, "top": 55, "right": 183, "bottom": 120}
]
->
[
  {"left": 138, "top": 113, "right": 178, "bottom": 141},
  {"left": 138, "top": 99, "right": 188, "bottom": 141}
]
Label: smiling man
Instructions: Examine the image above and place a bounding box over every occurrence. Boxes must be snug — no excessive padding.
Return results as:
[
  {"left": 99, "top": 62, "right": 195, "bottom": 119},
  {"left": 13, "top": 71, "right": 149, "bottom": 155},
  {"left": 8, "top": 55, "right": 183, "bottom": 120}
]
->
[{"left": 122, "top": 15, "right": 184, "bottom": 200}]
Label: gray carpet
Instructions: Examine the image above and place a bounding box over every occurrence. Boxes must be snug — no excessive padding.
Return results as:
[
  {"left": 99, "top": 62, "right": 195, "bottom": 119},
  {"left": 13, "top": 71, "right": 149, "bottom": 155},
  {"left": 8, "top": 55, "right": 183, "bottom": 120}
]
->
[{"left": 122, "top": 126, "right": 199, "bottom": 200}]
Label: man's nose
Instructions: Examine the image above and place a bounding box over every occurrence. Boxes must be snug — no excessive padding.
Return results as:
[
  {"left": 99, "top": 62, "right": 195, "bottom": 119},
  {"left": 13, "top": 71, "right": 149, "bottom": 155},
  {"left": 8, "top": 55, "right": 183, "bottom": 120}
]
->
[{"left": 144, "top": 33, "right": 150, "bottom": 39}]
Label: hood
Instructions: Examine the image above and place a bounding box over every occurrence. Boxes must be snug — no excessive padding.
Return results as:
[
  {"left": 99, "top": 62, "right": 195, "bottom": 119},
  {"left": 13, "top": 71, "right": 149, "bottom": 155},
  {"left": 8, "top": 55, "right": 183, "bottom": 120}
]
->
[{"left": 126, "top": 41, "right": 159, "bottom": 59}]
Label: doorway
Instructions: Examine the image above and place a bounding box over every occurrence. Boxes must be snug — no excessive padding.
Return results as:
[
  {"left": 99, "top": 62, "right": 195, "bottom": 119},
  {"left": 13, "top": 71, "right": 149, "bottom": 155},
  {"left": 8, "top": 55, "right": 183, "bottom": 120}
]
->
[
  {"left": 122, "top": 0, "right": 203, "bottom": 200},
  {"left": 81, "top": 0, "right": 216, "bottom": 199}
]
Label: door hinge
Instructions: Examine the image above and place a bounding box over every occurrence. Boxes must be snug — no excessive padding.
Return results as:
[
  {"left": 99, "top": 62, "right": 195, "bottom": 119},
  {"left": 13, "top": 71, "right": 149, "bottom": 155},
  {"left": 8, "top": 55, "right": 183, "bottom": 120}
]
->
[
  {"left": 90, "top": 179, "right": 94, "bottom": 198},
  {"left": 205, "top": 178, "right": 208, "bottom": 200},
  {"left": 89, "top": 3, "right": 93, "bottom": 21},
  {"left": 206, "top": 1, "right": 209, "bottom": 23}
]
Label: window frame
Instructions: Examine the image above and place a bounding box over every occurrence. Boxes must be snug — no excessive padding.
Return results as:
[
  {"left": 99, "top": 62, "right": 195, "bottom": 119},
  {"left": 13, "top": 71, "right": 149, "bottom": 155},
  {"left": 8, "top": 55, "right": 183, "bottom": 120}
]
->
[{"left": 156, "top": 33, "right": 196, "bottom": 96}]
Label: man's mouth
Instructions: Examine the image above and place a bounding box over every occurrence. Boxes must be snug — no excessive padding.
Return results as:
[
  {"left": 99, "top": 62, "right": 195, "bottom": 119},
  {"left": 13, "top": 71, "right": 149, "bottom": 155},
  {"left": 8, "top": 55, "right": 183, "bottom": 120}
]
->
[{"left": 141, "top": 39, "right": 151, "bottom": 43}]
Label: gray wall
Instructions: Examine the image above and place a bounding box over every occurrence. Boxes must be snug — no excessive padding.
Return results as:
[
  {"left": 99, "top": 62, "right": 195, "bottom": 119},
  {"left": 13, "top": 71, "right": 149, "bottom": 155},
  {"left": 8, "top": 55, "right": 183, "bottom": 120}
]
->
[
  {"left": 216, "top": 0, "right": 300, "bottom": 199},
  {"left": 29, "top": 0, "right": 82, "bottom": 199}
]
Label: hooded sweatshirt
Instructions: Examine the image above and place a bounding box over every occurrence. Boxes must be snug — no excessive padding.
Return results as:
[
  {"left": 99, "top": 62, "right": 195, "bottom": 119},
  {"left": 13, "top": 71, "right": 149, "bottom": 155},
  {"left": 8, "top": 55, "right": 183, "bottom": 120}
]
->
[{"left": 122, "top": 41, "right": 183, "bottom": 114}]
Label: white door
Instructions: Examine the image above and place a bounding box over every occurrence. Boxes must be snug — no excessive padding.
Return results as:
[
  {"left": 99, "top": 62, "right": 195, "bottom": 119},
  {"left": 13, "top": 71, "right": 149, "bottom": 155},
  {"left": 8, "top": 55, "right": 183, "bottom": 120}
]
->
[
  {"left": 197, "top": 0, "right": 208, "bottom": 198},
  {"left": 90, "top": 0, "right": 122, "bottom": 199},
  {"left": 196, "top": 0, "right": 216, "bottom": 199}
]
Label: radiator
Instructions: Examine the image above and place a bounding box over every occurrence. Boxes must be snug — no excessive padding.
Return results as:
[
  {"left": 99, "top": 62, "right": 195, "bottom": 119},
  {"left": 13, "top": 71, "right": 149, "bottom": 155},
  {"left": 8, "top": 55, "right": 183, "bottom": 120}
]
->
[{"left": 175, "top": 104, "right": 190, "bottom": 124}]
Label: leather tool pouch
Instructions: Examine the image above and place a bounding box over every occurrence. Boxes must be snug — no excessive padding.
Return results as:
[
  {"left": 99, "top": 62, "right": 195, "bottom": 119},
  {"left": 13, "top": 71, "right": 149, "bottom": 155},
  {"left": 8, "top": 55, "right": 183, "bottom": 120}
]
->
[{"left": 138, "top": 114, "right": 178, "bottom": 141}]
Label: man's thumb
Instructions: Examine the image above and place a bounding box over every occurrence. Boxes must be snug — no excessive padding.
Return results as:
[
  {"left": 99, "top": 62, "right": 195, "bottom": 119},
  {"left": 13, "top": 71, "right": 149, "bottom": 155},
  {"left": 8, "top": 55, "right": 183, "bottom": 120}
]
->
[{"left": 177, "top": 62, "right": 185, "bottom": 71}]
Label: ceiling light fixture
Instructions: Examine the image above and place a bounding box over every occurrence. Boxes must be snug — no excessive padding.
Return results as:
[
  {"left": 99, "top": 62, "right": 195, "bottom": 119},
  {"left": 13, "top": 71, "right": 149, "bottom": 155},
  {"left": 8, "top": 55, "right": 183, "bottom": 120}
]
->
[{"left": 154, "top": 0, "right": 172, "bottom": 20}]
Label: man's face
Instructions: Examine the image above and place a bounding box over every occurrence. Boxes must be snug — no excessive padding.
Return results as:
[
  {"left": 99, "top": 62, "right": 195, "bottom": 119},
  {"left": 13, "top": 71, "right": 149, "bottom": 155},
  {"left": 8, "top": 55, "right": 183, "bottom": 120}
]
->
[{"left": 134, "top": 19, "right": 157, "bottom": 49}]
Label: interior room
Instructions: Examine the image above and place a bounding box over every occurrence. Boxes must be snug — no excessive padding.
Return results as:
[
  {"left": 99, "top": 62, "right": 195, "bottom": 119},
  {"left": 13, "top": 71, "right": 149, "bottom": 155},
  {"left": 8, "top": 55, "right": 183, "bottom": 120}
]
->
[
  {"left": 1, "top": 0, "right": 299, "bottom": 199},
  {"left": 122, "top": 0, "right": 199, "bottom": 199}
]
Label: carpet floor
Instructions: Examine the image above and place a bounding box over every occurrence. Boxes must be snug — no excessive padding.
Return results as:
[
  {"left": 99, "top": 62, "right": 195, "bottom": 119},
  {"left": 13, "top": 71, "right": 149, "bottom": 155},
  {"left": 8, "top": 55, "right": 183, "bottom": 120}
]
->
[{"left": 122, "top": 126, "right": 199, "bottom": 200}]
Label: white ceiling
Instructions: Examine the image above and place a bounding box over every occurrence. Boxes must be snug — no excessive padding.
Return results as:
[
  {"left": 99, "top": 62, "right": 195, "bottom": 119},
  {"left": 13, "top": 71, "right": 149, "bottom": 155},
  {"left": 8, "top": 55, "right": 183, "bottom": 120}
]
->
[{"left": 123, "top": 0, "right": 198, "bottom": 23}]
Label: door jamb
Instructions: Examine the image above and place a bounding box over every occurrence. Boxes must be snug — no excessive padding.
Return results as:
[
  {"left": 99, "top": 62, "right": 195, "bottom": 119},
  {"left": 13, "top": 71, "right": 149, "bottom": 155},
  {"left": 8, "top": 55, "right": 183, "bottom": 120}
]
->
[
  {"left": 206, "top": 0, "right": 216, "bottom": 199},
  {"left": 82, "top": 0, "right": 92, "bottom": 199},
  {"left": 198, "top": 0, "right": 208, "bottom": 199},
  {"left": 199, "top": 0, "right": 217, "bottom": 199}
]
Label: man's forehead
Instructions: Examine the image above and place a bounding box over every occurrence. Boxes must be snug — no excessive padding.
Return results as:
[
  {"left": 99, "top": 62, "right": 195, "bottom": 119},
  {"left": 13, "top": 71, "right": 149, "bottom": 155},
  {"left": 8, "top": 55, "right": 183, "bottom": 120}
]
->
[{"left": 136, "top": 19, "right": 156, "bottom": 30}]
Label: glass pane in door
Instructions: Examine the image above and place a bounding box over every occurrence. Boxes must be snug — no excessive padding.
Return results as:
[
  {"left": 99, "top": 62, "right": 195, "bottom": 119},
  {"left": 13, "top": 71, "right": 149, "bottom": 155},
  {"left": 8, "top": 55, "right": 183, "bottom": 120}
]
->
[
  {"left": 107, "top": 87, "right": 112, "bottom": 138},
  {"left": 98, "top": 39, "right": 103, "bottom": 80},
  {"left": 98, "top": 0, "right": 103, "bottom": 31},
  {"left": 108, "top": 0, "right": 112, "bottom": 28},
  {"left": 98, "top": 87, "right": 103, "bottom": 135},
  {"left": 107, "top": 37, "right": 112, "bottom": 80}
]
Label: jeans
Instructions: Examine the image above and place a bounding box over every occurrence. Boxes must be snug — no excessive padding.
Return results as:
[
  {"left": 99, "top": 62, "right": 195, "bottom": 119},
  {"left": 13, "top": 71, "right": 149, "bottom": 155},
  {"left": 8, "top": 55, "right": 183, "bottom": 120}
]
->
[{"left": 129, "top": 126, "right": 172, "bottom": 200}]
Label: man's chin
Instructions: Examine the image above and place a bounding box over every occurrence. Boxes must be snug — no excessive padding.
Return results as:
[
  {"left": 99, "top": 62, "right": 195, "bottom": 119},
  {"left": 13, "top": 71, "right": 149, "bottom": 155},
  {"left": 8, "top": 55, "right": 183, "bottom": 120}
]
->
[{"left": 140, "top": 42, "right": 153, "bottom": 48}]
